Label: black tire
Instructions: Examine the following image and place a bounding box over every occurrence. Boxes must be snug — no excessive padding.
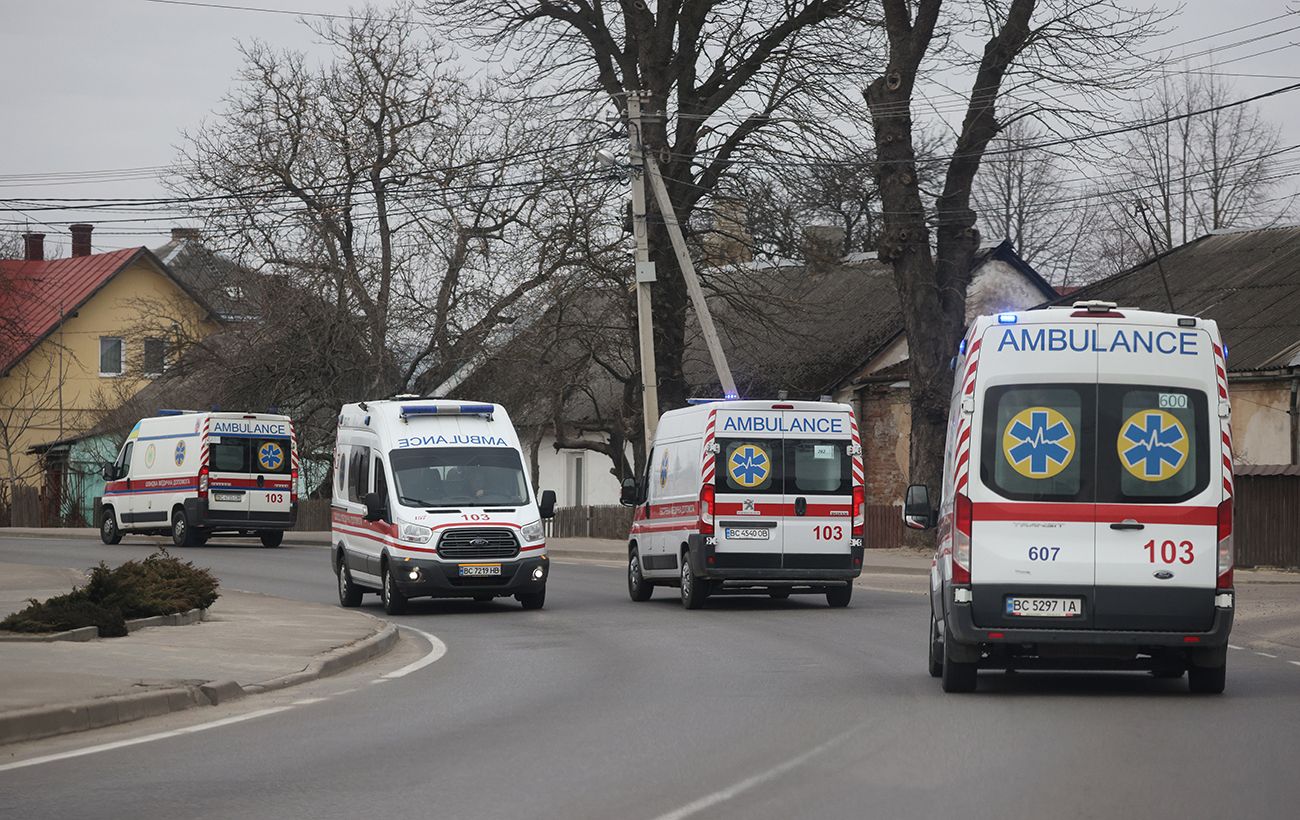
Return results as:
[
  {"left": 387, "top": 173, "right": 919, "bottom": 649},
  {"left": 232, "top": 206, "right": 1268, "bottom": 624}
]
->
[
  {"left": 517, "top": 587, "right": 546, "bottom": 610},
  {"left": 381, "top": 561, "right": 408, "bottom": 616},
  {"left": 171, "top": 509, "right": 203, "bottom": 548},
  {"left": 259, "top": 530, "right": 284, "bottom": 548},
  {"left": 941, "top": 636, "right": 979, "bottom": 693},
  {"left": 628, "top": 548, "right": 653, "bottom": 602},
  {"left": 1188, "top": 662, "right": 1226, "bottom": 694},
  {"left": 769, "top": 591, "right": 790, "bottom": 600},
  {"left": 337, "top": 554, "right": 363, "bottom": 607},
  {"left": 928, "top": 613, "right": 944, "bottom": 678},
  {"left": 826, "top": 584, "right": 853, "bottom": 608},
  {"left": 680, "top": 551, "right": 708, "bottom": 610},
  {"left": 100, "top": 508, "right": 123, "bottom": 545}
]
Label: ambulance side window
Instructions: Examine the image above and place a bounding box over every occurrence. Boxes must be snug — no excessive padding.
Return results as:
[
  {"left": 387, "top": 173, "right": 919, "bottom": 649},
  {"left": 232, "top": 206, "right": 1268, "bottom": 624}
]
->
[
  {"left": 641, "top": 447, "right": 656, "bottom": 506},
  {"left": 982, "top": 384, "right": 1093, "bottom": 502},
  {"left": 347, "top": 446, "right": 370, "bottom": 504},
  {"left": 118, "top": 442, "right": 134, "bottom": 477},
  {"left": 373, "top": 456, "right": 389, "bottom": 507},
  {"left": 1098, "top": 386, "right": 1208, "bottom": 503}
]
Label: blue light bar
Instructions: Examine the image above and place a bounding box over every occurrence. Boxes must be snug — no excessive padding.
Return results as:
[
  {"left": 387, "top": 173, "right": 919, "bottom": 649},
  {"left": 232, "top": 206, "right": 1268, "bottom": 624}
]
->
[
  {"left": 997, "top": 313, "right": 1018, "bottom": 324},
  {"left": 157, "top": 409, "right": 194, "bottom": 416},
  {"left": 399, "top": 403, "right": 495, "bottom": 420},
  {"left": 687, "top": 397, "right": 738, "bottom": 406},
  {"left": 959, "top": 339, "right": 968, "bottom": 355},
  {"left": 1222, "top": 344, "right": 1229, "bottom": 362}
]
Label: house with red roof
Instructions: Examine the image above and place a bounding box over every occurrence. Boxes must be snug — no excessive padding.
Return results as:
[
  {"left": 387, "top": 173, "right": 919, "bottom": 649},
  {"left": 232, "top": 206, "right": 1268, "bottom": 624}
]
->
[{"left": 0, "top": 226, "right": 218, "bottom": 523}]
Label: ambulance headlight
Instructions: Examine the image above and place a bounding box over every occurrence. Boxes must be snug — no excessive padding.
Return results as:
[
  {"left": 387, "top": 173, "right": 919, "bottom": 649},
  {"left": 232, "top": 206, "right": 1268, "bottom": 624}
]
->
[
  {"left": 521, "top": 519, "right": 544, "bottom": 543},
  {"left": 398, "top": 522, "right": 433, "bottom": 544}
]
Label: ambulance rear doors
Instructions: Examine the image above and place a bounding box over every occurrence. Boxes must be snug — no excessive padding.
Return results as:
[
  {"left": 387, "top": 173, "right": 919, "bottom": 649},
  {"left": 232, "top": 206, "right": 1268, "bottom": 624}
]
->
[{"left": 206, "top": 415, "right": 295, "bottom": 523}]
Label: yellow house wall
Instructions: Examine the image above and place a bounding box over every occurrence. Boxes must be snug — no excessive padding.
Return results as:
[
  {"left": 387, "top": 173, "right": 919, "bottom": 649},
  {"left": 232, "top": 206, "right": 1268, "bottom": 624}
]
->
[
  {"left": 0, "top": 257, "right": 216, "bottom": 483},
  {"left": 1229, "top": 381, "right": 1292, "bottom": 465}
]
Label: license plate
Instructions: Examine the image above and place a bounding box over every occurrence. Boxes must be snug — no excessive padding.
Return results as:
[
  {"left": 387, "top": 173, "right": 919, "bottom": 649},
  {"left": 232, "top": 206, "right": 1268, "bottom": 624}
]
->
[
  {"left": 1006, "top": 596, "right": 1082, "bottom": 618},
  {"left": 213, "top": 492, "right": 242, "bottom": 503},
  {"left": 458, "top": 564, "right": 501, "bottom": 577},
  {"left": 725, "top": 527, "right": 770, "bottom": 541}
]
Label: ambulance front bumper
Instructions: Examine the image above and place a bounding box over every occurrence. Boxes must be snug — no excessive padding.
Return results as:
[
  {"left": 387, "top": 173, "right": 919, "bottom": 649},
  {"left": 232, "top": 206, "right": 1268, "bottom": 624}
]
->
[
  {"left": 944, "top": 585, "right": 1235, "bottom": 650},
  {"left": 390, "top": 555, "right": 548, "bottom": 598},
  {"left": 184, "top": 498, "right": 297, "bottom": 531}
]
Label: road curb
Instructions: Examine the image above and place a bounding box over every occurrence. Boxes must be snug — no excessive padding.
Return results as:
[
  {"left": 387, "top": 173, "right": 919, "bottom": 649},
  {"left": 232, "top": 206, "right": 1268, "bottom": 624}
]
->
[
  {"left": 0, "top": 618, "right": 399, "bottom": 747},
  {"left": 0, "top": 625, "right": 100, "bottom": 643}
]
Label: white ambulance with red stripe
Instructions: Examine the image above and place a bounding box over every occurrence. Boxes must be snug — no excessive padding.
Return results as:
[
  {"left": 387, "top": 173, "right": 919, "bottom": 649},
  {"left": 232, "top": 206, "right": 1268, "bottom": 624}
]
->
[
  {"left": 621, "top": 399, "right": 865, "bottom": 609},
  {"left": 907, "top": 301, "right": 1235, "bottom": 693},
  {"left": 331, "top": 399, "right": 556, "bottom": 614},
  {"left": 99, "top": 410, "right": 298, "bottom": 548}
]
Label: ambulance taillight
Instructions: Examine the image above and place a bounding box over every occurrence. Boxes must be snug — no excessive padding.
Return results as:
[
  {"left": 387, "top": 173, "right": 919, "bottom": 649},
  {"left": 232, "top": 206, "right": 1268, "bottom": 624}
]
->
[
  {"left": 851, "top": 486, "right": 865, "bottom": 536},
  {"left": 290, "top": 466, "right": 299, "bottom": 505},
  {"left": 197, "top": 465, "right": 210, "bottom": 501},
  {"left": 1217, "top": 498, "right": 1234, "bottom": 590},
  {"left": 698, "top": 484, "right": 715, "bottom": 536},
  {"left": 953, "top": 493, "right": 972, "bottom": 585}
]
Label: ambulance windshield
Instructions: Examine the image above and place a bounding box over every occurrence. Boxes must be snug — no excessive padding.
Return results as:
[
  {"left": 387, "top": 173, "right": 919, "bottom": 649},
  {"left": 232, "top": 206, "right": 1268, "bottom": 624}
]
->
[{"left": 389, "top": 447, "right": 529, "bottom": 507}]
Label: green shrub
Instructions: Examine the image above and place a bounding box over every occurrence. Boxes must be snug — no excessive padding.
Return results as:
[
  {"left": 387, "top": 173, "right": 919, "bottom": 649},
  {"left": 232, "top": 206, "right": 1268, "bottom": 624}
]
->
[{"left": 0, "top": 550, "right": 219, "bottom": 637}]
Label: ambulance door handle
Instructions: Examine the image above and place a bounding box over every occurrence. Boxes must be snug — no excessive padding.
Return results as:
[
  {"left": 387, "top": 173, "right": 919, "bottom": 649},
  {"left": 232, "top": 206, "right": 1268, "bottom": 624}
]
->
[
  {"left": 257, "top": 475, "right": 265, "bottom": 488},
  {"left": 1110, "top": 520, "right": 1144, "bottom": 531},
  {"left": 794, "top": 497, "right": 807, "bottom": 516}
]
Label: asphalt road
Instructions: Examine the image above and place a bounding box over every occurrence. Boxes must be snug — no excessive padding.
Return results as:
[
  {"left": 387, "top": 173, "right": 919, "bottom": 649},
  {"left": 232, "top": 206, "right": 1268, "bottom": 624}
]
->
[{"left": 3, "top": 533, "right": 1300, "bottom": 819}]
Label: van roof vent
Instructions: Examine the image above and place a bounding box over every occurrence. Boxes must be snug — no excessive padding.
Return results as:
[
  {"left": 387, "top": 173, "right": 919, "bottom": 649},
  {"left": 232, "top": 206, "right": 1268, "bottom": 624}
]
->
[{"left": 1072, "top": 300, "right": 1119, "bottom": 313}]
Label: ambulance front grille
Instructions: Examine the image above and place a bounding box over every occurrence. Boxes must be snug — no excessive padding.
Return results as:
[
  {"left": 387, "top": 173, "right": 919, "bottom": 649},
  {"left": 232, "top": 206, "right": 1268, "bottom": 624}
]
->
[{"left": 437, "top": 527, "right": 520, "bottom": 559}]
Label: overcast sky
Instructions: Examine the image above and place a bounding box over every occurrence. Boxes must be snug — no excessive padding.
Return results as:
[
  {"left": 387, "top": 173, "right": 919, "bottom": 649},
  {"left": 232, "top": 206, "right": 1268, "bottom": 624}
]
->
[{"left": 2, "top": 0, "right": 1296, "bottom": 253}]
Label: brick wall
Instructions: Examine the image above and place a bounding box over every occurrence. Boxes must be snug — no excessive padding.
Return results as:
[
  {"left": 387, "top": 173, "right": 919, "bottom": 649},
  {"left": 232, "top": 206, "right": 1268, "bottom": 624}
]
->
[{"left": 859, "top": 383, "right": 911, "bottom": 508}]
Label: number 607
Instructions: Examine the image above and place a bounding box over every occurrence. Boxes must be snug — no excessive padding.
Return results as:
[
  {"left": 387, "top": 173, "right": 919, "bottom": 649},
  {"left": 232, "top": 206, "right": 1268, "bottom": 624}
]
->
[{"left": 1028, "top": 546, "right": 1060, "bottom": 561}]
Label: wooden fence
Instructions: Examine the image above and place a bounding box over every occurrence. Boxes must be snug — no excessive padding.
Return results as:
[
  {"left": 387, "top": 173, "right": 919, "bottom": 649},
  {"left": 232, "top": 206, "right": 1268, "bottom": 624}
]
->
[
  {"left": 865, "top": 504, "right": 904, "bottom": 550},
  {"left": 293, "top": 497, "right": 333, "bottom": 532},
  {"left": 545, "top": 505, "right": 635, "bottom": 540},
  {"left": 8, "top": 485, "right": 42, "bottom": 528},
  {"left": 1234, "top": 469, "right": 1300, "bottom": 570}
]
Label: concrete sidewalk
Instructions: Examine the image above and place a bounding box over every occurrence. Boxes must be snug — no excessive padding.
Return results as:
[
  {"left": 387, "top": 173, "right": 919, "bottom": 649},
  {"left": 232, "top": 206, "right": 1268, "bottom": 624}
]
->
[{"left": 0, "top": 562, "right": 396, "bottom": 745}]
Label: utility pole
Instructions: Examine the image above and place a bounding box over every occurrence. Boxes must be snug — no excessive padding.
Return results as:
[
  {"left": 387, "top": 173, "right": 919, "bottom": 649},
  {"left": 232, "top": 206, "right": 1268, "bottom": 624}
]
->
[
  {"left": 1134, "top": 199, "right": 1177, "bottom": 313},
  {"left": 627, "top": 92, "right": 660, "bottom": 446},
  {"left": 643, "top": 151, "right": 738, "bottom": 400}
]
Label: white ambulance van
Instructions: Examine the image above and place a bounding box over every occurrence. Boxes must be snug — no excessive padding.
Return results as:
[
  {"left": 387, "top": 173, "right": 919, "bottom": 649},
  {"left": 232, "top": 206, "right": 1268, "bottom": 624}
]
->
[
  {"left": 907, "top": 301, "right": 1235, "bottom": 693},
  {"left": 99, "top": 410, "right": 298, "bottom": 548},
  {"left": 331, "top": 399, "right": 556, "bottom": 614},
  {"left": 621, "top": 399, "right": 865, "bottom": 609}
]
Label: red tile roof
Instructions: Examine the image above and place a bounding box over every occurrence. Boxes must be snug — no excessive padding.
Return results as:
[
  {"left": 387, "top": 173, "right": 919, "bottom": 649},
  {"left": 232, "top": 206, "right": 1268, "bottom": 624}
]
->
[{"left": 0, "top": 248, "right": 146, "bottom": 374}]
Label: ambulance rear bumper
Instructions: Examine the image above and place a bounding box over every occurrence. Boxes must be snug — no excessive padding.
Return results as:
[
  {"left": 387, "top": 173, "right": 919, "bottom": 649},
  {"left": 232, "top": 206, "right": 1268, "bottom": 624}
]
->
[
  {"left": 184, "top": 498, "right": 297, "bottom": 531},
  {"left": 686, "top": 535, "right": 864, "bottom": 582}
]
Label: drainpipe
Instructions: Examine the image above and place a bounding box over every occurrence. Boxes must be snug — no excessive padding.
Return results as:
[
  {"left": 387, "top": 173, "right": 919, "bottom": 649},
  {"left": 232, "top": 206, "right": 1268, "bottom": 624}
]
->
[{"left": 1291, "top": 370, "right": 1299, "bottom": 466}]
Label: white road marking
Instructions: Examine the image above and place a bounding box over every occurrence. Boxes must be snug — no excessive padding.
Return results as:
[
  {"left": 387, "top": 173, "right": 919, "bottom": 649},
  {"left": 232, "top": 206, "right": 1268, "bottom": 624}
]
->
[
  {"left": 1289, "top": 661, "right": 1300, "bottom": 667},
  {"left": 648, "top": 723, "right": 864, "bottom": 820},
  {"left": 1228, "top": 644, "right": 1243, "bottom": 650},
  {"left": 381, "top": 625, "right": 448, "bottom": 679},
  {"left": 0, "top": 707, "right": 293, "bottom": 773},
  {"left": 292, "top": 697, "right": 328, "bottom": 705},
  {"left": 1256, "top": 652, "right": 1278, "bottom": 658}
]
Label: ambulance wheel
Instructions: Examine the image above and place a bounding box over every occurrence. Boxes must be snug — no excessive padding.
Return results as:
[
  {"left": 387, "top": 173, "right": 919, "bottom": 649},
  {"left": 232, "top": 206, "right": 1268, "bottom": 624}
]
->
[
  {"left": 517, "top": 587, "right": 546, "bottom": 610},
  {"left": 171, "top": 510, "right": 203, "bottom": 548},
  {"left": 1188, "top": 661, "right": 1226, "bottom": 694},
  {"left": 100, "top": 509, "right": 123, "bottom": 545},
  {"left": 680, "top": 552, "right": 707, "bottom": 610},
  {"left": 258, "top": 530, "right": 284, "bottom": 548},
  {"left": 337, "top": 554, "right": 363, "bottom": 608},
  {"left": 628, "top": 548, "right": 653, "bottom": 602},
  {"left": 941, "top": 637, "right": 978, "bottom": 693},
  {"left": 381, "top": 562, "right": 408, "bottom": 616},
  {"left": 826, "top": 584, "right": 853, "bottom": 608},
  {"left": 928, "top": 613, "right": 944, "bottom": 678}
]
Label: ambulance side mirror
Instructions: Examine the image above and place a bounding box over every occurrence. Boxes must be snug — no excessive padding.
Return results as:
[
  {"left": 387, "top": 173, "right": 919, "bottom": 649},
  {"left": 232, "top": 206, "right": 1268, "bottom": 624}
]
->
[
  {"left": 538, "top": 490, "right": 556, "bottom": 520},
  {"left": 619, "top": 478, "right": 638, "bottom": 507},
  {"left": 101, "top": 463, "right": 118, "bottom": 481},
  {"left": 363, "top": 492, "right": 388, "bottom": 523},
  {"left": 903, "top": 484, "right": 935, "bottom": 530}
]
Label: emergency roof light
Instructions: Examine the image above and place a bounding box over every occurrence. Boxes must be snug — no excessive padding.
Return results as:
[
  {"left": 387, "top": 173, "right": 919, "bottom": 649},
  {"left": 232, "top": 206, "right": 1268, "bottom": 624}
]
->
[
  {"left": 1072, "top": 300, "right": 1119, "bottom": 313},
  {"left": 686, "top": 397, "right": 736, "bottom": 405},
  {"left": 997, "top": 313, "right": 1018, "bottom": 324},
  {"left": 157, "top": 409, "right": 197, "bottom": 416},
  {"left": 399, "top": 403, "right": 495, "bottom": 422}
]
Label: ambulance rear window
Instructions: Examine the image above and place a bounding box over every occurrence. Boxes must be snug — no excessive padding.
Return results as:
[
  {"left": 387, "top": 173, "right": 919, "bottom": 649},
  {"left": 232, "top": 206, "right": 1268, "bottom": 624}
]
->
[
  {"left": 981, "top": 384, "right": 1093, "bottom": 502},
  {"left": 786, "top": 440, "right": 852, "bottom": 495},
  {"left": 718, "top": 439, "right": 782, "bottom": 495},
  {"left": 1097, "top": 386, "right": 1208, "bottom": 503},
  {"left": 208, "top": 437, "right": 291, "bottom": 474}
]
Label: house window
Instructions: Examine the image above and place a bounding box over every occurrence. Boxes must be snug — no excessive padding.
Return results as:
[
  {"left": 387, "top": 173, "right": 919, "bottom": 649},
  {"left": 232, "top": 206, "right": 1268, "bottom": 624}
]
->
[
  {"left": 99, "top": 337, "right": 124, "bottom": 376},
  {"left": 143, "top": 338, "right": 167, "bottom": 375}
]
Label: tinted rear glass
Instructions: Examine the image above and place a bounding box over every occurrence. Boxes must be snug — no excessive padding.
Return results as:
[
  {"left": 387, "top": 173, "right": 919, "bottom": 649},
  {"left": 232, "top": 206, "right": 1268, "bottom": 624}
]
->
[
  {"left": 208, "top": 437, "right": 291, "bottom": 474},
  {"left": 981, "top": 384, "right": 1093, "bottom": 502},
  {"left": 785, "top": 439, "right": 852, "bottom": 495},
  {"left": 718, "top": 439, "right": 782, "bottom": 495},
  {"left": 1098, "top": 386, "right": 1208, "bottom": 503}
]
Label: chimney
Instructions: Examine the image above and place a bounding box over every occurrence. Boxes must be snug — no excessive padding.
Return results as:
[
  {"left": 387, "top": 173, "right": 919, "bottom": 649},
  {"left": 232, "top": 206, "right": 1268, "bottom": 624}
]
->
[
  {"left": 70, "top": 224, "right": 93, "bottom": 257},
  {"left": 801, "top": 225, "right": 846, "bottom": 271},
  {"left": 22, "top": 233, "right": 45, "bottom": 262},
  {"left": 171, "top": 227, "right": 202, "bottom": 242}
]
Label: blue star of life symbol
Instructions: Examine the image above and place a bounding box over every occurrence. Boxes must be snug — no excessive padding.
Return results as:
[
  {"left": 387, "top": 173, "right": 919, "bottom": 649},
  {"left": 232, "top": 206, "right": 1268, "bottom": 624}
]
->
[
  {"left": 1121, "top": 412, "right": 1186, "bottom": 478},
  {"left": 1007, "top": 410, "right": 1072, "bottom": 476},
  {"left": 259, "top": 442, "right": 284, "bottom": 471},
  {"left": 729, "top": 445, "right": 769, "bottom": 487}
]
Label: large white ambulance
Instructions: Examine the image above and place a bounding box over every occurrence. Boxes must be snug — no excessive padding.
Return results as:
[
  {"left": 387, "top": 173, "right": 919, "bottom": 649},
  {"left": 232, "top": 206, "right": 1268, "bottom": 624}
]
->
[
  {"left": 99, "top": 410, "right": 298, "bottom": 548},
  {"left": 331, "top": 399, "right": 556, "bottom": 614},
  {"left": 908, "top": 301, "right": 1235, "bottom": 693},
  {"left": 621, "top": 399, "right": 865, "bottom": 608}
]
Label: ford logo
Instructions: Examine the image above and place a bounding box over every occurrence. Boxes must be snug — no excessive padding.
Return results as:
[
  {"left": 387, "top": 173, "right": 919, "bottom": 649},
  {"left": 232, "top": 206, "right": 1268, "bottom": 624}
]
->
[
  {"left": 1153, "top": 570, "right": 1174, "bottom": 580},
  {"left": 470, "top": 538, "right": 489, "bottom": 546}
]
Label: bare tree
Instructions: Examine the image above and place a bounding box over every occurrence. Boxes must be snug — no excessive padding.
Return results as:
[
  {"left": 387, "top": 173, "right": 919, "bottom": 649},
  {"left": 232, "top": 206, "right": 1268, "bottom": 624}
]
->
[
  {"left": 427, "top": 0, "right": 882, "bottom": 412},
  {"left": 863, "top": 0, "right": 1165, "bottom": 499}
]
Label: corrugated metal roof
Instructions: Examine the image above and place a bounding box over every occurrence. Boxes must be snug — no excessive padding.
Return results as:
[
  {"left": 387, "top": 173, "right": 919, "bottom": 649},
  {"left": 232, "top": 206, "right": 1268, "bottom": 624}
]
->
[
  {"left": 0, "top": 248, "right": 143, "bottom": 373},
  {"left": 1235, "top": 464, "right": 1300, "bottom": 477},
  {"left": 1059, "top": 226, "right": 1300, "bottom": 372}
]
